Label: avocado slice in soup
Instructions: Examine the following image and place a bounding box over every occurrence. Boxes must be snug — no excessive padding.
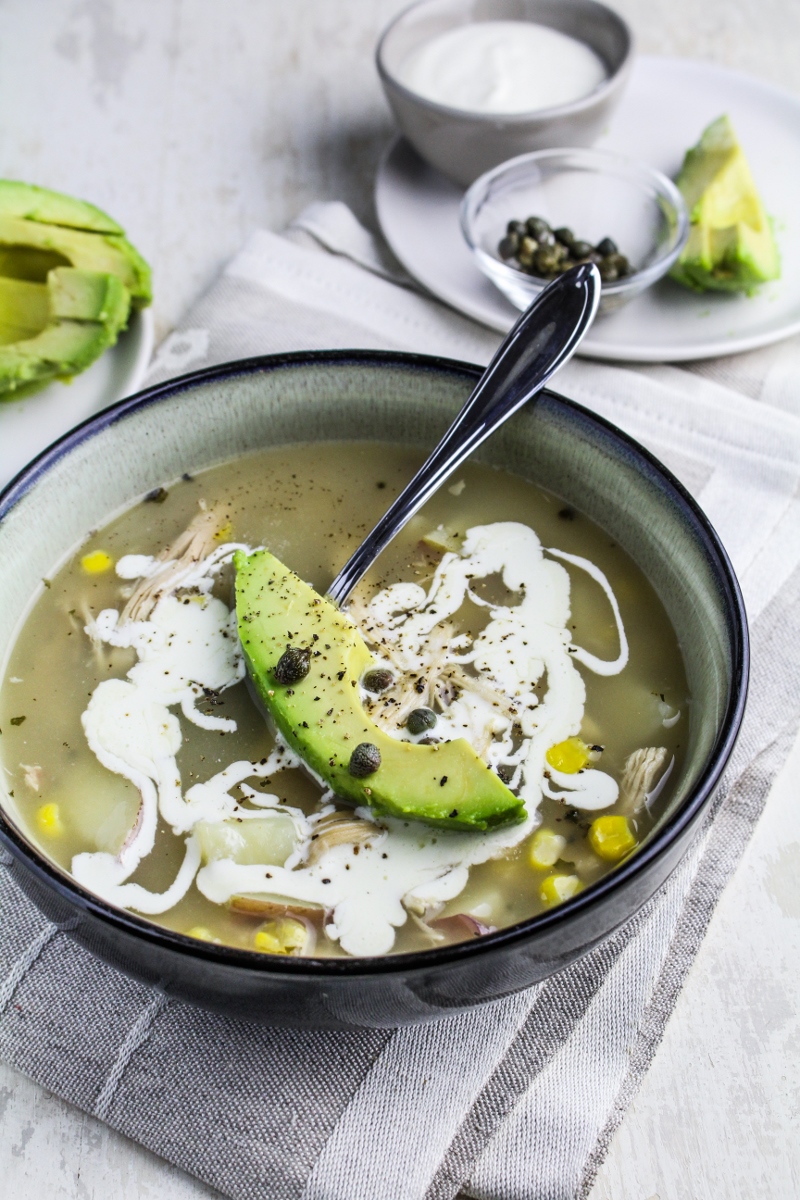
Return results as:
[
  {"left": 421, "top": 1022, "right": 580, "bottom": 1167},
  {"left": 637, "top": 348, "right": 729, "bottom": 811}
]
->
[{"left": 235, "top": 549, "right": 525, "bottom": 832}]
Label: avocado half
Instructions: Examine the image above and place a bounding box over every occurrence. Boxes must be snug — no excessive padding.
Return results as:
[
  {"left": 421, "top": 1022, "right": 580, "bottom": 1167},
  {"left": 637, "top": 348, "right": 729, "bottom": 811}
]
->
[
  {"left": 0, "top": 180, "right": 152, "bottom": 397},
  {"left": 235, "top": 549, "right": 526, "bottom": 832},
  {"left": 670, "top": 115, "right": 780, "bottom": 295}
]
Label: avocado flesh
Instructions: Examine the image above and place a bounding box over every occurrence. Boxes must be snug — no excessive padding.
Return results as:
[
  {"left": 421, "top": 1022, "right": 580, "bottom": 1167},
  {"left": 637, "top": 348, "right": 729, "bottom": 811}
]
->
[
  {"left": 0, "top": 277, "right": 50, "bottom": 344},
  {"left": 671, "top": 115, "right": 780, "bottom": 294},
  {"left": 0, "top": 265, "right": 130, "bottom": 391},
  {"left": 0, "top": 180, "right": 124, "bottom": 234},
  {"left": 0, "top": 320, "right": 119, "bottom": 387},
  {"left": 235, "top": 549, "right": 526, "bottom": 832},
  {"left": 0, "top": 215, "right": 151, "bottom": 307}
]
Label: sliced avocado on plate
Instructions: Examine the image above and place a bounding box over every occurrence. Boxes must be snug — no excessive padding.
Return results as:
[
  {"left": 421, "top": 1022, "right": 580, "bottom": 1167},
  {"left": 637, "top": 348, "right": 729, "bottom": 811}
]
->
[
  {"left": 0, "top": 180, "right": 152, "bottom": 398},
  {"left": 235, "top": 549, "right": 526, "bottom": 832},
  {"left": 0, "top": 268, "right": 130, "bottom": 389},
  {"left": 0, "top": 179, "right": 125, "bottom": 235},
  {"left": 670, "top": 115, "right": 780, "bottom": 295}
]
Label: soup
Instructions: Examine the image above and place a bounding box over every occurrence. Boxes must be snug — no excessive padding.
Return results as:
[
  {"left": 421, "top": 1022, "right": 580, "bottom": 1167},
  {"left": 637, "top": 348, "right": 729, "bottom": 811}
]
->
[{"left": 0, "top": 441, "right": 688, "bottom": 958}]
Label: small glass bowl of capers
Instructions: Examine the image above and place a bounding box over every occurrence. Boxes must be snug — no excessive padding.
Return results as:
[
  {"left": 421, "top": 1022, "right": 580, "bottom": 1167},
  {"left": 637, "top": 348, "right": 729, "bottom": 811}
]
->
[{"left": 460, "top": 148, "right": 689, "bottom": 317}]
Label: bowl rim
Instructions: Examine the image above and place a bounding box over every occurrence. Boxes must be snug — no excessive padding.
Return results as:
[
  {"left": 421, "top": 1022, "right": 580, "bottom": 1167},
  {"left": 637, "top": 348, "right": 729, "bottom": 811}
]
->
[
  {"left": 460, "top": 146, "right": 691, "bottom": 298},
  {"left": 376, "top": 0, "right": 635, "bottom": 124},
  {"left": 0, "top": 349, "right": 749, "bottom": 979}
]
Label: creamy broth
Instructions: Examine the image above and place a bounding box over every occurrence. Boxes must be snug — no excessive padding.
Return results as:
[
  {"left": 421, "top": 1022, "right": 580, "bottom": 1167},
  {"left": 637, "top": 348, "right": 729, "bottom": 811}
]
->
[{"left": 0, "top": 442, "right": 689, "bottom": 957}]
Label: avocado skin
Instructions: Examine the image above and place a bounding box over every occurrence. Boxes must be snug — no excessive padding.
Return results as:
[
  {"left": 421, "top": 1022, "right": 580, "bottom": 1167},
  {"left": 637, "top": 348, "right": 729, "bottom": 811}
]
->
[
  {"left": 235, "top": 549, "right": 526, "bottom": 832},
  {"left": 670, "top": 115, "right": 780, "bottom": 295},
  {"left": 0, "top": 180, "right": 124, "bottom": 235}
]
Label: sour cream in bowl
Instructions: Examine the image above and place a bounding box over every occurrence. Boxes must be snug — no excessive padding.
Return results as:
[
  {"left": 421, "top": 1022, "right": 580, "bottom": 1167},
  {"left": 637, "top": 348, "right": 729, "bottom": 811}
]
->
[
  {"left": 395, "top": 20, "right": 608, "bottom": 115},
  {"left": 377, "top": 0, "right": 634, "bottom": 186}
]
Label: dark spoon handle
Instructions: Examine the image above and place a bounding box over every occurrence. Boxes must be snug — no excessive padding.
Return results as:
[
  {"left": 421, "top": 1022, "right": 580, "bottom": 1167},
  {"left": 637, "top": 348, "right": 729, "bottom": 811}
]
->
[{"left": 327, "top": 263, "right": 600, "bottom": 607}]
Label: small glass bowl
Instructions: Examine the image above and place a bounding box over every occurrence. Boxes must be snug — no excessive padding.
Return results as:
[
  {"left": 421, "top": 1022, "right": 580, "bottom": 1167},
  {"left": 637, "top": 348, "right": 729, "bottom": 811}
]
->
[{"left": 460, "top": 148, "right": 689, "bottom": 316}]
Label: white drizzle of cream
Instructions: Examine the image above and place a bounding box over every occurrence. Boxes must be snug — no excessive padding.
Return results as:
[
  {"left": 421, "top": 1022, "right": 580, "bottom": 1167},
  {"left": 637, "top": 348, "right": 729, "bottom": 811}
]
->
[
  {"left": 73, "top": 520, "right": 630, "bottom": 955},
  {"left": 75, "top": 545, "right": 250, "bottom": 913},
  {"left": 361, "top": 523, "right": 627, "bottom": 813}
]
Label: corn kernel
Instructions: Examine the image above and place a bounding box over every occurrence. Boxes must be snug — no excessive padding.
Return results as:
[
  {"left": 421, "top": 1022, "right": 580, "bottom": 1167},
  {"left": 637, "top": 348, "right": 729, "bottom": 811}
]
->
[
  {"left": 589, "top": 815, "right": 637, "bottom": 862},
  {"left": 36, "top": 802, "right": 63, "bottom": 836},
  {"left": 546, "top": 737, "right": 590, "bottom": 774},
  {"left": 254, "top": 917, "right": 307, "bottom": 955},
  {"left": 254, "top": 930, "right": 283, "bottom": 954},
  {"left": 81, "top": 550, "right": 114, "bottom": 575},
  {"left": 539, "top": 873, "right": 583, "bottom": 907},
  {"left": 529, "top": 828, "right": 567, "bottom": 869},
  {"left": 186, "top": 925, "right": 220, "bottom": 943},
  {"left": 213, "top": 522, "right": 233, "bottom": 541}
]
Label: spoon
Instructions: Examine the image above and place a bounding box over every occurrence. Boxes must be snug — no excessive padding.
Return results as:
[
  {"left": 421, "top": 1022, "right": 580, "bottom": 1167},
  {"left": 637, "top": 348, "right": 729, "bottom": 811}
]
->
[{"left": 327, "top": 262, "right": 600, "bottom": 607}]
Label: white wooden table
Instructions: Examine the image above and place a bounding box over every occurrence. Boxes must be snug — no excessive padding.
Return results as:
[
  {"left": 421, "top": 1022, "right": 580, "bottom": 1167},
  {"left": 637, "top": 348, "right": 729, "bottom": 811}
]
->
[{"left": 1, "top": 3, "right": 798, "bottom": 1196}]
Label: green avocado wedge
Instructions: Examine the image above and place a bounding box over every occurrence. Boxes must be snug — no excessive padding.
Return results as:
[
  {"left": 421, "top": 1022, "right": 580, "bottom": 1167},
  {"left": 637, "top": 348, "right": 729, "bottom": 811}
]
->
[
  {"left": 670, "top": 115, "right": 780, "bottom": 295},
  {"left": 235, "top": 549, "right": 526, "bottom": 832}
]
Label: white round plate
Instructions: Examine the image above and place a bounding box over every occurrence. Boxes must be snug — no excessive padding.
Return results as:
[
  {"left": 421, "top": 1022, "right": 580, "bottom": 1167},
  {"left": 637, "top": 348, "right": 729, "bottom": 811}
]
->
[
  {"left": 376, "top": 55, "right": 800, "bottom": 362},
  {"left": 0, "top": 307, "right": 154, "bottom": 491}
]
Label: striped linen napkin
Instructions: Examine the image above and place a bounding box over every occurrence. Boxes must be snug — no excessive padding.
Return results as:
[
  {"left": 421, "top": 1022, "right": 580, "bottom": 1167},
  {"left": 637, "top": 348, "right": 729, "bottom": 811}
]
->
[{"left": 2, "top": 203, "right": 799, "bottom": 1200}]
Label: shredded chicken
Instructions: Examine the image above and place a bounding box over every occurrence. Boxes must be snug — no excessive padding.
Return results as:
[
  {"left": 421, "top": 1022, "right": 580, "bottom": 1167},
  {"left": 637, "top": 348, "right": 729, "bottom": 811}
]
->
[
  {"left": 618, "top": 746, "right": 670, "bottom": 815},
  {"left": 21, "top": 763, "right": 43, "bottom": 791},
  {"left": 121, "top": 503, "right": 226, "bottom": 623},
  {"left": 304, "top": 809, "right": 378, "bottom": 865}
]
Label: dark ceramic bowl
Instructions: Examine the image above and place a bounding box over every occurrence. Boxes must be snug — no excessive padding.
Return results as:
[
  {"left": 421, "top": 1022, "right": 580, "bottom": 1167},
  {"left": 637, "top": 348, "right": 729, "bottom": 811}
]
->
[{"left": 0, "top": 351, "right": 748, "bottom": 1029}]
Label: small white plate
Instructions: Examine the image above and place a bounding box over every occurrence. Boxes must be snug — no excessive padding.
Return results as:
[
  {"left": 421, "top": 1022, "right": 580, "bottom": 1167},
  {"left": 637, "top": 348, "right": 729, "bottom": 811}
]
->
[
  {"left": 376, "top": 56, "right": 800, "bottom": 362},
  {"left": 0, "top": 307, "right": 154, "bottom": 491}
]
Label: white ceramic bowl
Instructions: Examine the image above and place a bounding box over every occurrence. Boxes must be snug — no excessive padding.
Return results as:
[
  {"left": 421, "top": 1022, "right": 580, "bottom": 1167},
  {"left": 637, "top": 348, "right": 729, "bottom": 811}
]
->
[{"left": 376, "top": 0, "right": 634, "bottom": 186}]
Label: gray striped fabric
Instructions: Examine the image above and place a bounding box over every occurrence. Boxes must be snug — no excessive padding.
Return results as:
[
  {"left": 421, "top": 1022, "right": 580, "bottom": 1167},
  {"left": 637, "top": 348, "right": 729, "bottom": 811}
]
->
[{"left": 2, "top": 206, "right": 799, "bottom": 1200}]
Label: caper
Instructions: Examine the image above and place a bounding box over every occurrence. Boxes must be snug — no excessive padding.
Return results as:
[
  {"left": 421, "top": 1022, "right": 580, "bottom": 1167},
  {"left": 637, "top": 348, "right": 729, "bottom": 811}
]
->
[
  {"left": 606, "top": 252, "right": 631, "bottom": 277},
  {"left": 502, "top": 215, "right": 631, "bottom": 282},
  {"left": 406, "top": 707, "right": 437, "bottom": 735},
  {"left": 273, "top": 645, "right": 311, "bottom": 685},
  {"left": 348, "top": 742, "right": 381, "bottom": 777},
  {"left": 526, "top": 216, "right": 551, "bottom": 240},
  {"left": 498, "top": 233, "right": 519, "bottom": 260},
  {"left": 534, "top": 248, "right": 560, "bottom": 275},
  {"left": 363, "top": 668, "right": 395, "bottom": 694},
  {"left": 517, "top": 235, "right": 538, "bottom": 268},
  {"left": 570, "top": 240, "right": 594, "bottom": 259}
]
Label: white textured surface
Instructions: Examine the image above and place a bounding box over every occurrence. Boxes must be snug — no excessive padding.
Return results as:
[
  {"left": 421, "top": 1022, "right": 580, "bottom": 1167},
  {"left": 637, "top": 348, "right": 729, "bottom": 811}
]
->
[{"left": 0, "top": 2, "right": 798, "bottom": 1198}]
